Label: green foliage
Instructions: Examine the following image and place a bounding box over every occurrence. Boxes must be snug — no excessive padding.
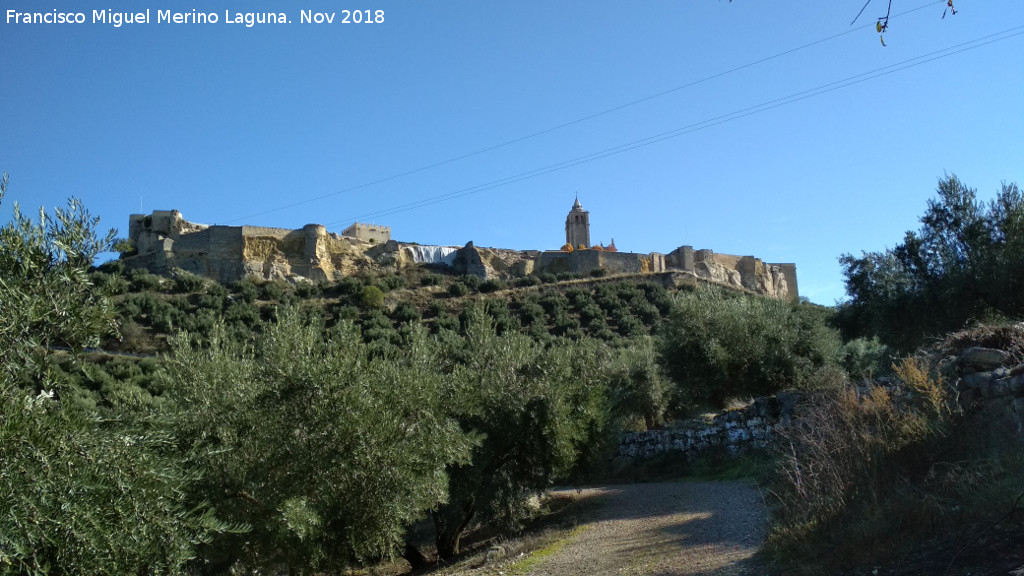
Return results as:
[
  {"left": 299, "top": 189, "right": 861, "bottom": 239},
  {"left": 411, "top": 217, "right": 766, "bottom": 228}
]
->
[
  {"left": 294, "top": 280, "right": 321, "bottom": 298},
  {"left": 660, "top": 286, "right": 842, "bottom": 410},
  {"left": 335, "top": 275, "right": 364, "bottom": 296},
  {"left": 89, "top": 270, "right": 131, "bottom": 295},
  {"left": 459, "top": 274, "right": 482, "bottom": 291},
  {"left": 516, "top": 297, "right": 546, "bottom": 327},
  {"left": 479, "top": 278, "right": 506, "bottom": 293},
  {"left": 838, "top": 175, "right": 1024, "bottom": 351},
  {"left": 0, "top": 176, "right": 227, "bottom": 575},
  {"left": 606, "top": 336, "right": 670, "bottom": 430},
  {"left": 377, "top": 273, "right": 406, "bottom": 292},
  {"left": 359, "top": 284, "right": 386, "bottom": 309},
  {"left": 840, "top": 337, "right": 892, "bottom": 380},
  {"left": 428, "top": 311, "right": 611, "bottom": 558},
  {"left": 448, "top": 281, "right": 468, "bottom": 297},
  {"left": 128, "top": 268, "right": 163, "bottom": 292},
  {"left": 420, "top": 273, "right": 444, "bottom": 286},
  {"left": 166, "top": 310, "right": 472, "bottom": 571},
  {"left": 767, "top": 358, "right": 967, "bottom": 571},
  {"left": 260, "top": 278, "right": 290, "bottom": 301},
  {"left": 391, "top": 300, "right": 421, "bottom": 324},
  {"left": 172, "top": 269, "right": 206, "bottom": 293},
  {"left": 231, "top": 278, "right": 259, "bottom": 303},
  {"left": 0, "top": 178, "right": 118, "bottom": 377},
  {"left": 514, "top": 275, "right": 542, "bottom": 287}
]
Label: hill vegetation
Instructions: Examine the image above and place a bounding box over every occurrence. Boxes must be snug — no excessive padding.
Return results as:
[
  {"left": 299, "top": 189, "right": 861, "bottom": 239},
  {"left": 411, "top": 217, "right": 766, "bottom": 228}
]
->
[{"left": 2, "top": 172, "right": 1021, "bottom": 575}]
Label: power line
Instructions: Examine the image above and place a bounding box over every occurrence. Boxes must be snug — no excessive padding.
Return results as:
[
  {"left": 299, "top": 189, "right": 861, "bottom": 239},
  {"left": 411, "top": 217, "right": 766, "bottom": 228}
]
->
[
  {"left": 224, "top": 1, "right": 948, "bottom": 224},
  {"left": 325, "top": 25, "right": 1024, "bottom": 226}
]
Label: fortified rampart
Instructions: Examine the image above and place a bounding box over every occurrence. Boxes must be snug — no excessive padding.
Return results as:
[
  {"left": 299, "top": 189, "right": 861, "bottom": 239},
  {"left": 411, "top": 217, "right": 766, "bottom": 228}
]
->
[
  {"left": 121, "top": 210, "right": 798, "bottom": 301},
  {"left": 123, "top": 210, "right": 376, "bottom": 284}
]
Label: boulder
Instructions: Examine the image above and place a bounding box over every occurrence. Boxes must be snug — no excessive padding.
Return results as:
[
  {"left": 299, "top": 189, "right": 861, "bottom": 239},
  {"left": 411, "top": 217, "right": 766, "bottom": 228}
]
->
[{"left": 960, "top": 347, "right": 1010, "bottom": 370}]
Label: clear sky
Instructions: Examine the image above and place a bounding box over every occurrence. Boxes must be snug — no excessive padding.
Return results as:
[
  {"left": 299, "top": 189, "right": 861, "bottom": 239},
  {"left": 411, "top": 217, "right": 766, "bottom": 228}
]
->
[{"left": 2, "top": 0, "right": 1022, "bottom": 304}]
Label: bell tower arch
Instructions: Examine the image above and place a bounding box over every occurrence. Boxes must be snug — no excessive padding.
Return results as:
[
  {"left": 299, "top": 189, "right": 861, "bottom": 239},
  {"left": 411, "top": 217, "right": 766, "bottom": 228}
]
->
[{"left": 565, "top": 196, "right": 590, "bottom": 248}]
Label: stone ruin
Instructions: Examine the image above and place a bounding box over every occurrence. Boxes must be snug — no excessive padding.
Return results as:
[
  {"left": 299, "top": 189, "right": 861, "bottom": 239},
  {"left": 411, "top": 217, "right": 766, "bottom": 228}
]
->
[{"left": 120, "top": 209, "right": 799, "bottom": 301}]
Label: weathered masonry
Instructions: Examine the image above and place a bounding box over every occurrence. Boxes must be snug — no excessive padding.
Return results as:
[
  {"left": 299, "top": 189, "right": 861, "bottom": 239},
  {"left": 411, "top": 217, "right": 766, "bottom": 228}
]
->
[{"left": 121, "top": 201, "right": 798, "bottom": 301}]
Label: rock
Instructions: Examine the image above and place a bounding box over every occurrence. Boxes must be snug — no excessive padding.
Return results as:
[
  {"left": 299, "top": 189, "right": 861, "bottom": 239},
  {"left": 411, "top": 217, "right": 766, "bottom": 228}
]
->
[
  {"left": 962, "top": 371, "right": 994, "bottom": 388},
  {"left": 960, "top": 347, "right": 1010, "bottom": 370}
]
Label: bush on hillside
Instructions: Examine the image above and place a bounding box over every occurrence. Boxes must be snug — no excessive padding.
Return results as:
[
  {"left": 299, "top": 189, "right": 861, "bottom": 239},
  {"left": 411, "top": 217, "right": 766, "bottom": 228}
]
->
[{"left": 660, "top": 286, "right": 842, "bottom": 410}]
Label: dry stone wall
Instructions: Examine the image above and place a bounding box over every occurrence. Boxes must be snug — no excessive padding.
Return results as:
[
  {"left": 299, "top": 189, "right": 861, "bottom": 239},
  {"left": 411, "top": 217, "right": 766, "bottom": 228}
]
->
[
  {"left": 616, "top": 345, "right": 1024, "bottom": 465},
  {"left": 616, "top": 394, "right": 801, "bottom": 464}
]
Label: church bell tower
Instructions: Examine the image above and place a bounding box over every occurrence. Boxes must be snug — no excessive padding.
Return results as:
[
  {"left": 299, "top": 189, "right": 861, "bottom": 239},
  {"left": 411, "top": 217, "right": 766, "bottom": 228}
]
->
[{"left": 565, "top": 196, "right": 590, "bottom": 248}]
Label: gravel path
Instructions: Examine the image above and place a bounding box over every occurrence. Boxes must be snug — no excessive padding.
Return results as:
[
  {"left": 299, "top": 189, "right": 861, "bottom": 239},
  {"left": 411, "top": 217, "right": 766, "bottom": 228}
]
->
[{"left": 513, "top": 481, "right": 769, "bottom": 576}]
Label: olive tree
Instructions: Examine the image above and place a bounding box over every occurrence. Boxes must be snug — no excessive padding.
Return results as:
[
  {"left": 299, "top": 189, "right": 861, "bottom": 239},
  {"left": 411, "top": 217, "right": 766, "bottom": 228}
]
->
[
  {"left": 165, "top": 309, "right": 473, "bottom": 573},
  {"left": 1, "top": 174, "right": 228, "bottom": 575}
]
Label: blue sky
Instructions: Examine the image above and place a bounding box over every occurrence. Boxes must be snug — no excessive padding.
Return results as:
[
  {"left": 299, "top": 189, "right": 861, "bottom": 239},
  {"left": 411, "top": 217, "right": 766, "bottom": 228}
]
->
[{"left": 2, "top": 0, "right": 1022, "bottom": 304}]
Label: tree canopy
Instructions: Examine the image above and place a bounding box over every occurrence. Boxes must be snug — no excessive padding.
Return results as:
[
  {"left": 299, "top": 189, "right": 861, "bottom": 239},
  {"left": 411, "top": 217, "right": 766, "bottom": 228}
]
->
[{"left": 836, "top": 174, "right": 1024, "bottom": 351}]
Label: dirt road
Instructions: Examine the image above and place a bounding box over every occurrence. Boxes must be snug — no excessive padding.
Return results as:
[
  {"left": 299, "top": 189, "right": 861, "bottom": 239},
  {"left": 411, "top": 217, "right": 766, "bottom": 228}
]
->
[{"left": 479, "top": 481, "right": 770, "bottom": 576}]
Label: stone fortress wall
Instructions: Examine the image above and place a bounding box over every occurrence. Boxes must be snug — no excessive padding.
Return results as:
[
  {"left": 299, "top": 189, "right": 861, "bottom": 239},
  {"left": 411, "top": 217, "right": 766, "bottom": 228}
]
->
[
  {"left": 121, "top": 209, "right": 798, "bottom": 301},
  {"left": 341, "top": 222, "right": 390, "bottom": 244}
]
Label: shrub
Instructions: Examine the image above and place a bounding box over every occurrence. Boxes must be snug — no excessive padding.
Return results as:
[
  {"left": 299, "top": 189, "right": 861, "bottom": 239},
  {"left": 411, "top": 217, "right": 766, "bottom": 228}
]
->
[
  {"left": 767, "top": 357, "right": 970, "bottom": 572},
  {"left": 261, "top": 279, "right": 291, "bottom": 301},
  {"left": 448, "top": 282, "right": 468, "bottom": 297},
  {"left": 97, "top": 259, "right": 125, "bottom": 275},
  {"left": 459, "top": 274, "right": 481, "bottom": 291},
  {"left": 129, "top": 268, "right": 163, "bottom": 292},
  {"left": 539, "top": 272, "right": 557, "bottom": 284},
  {"left": 336, "top": 276, "right": 364, "bottom": 296},
  {"left": 224, "top": 301, "right": 261, "bottom": 328},
  {"left": 578, "top": 302, "right": 605, "bottom": 326},
  {"left": 841, "top": 337, "right": 892, "bottom": 380},
  {"left": 478, "top": 278, "right": 506, "bottom": 293},
  {"left": 660, "top": 286, "right": 842, "bottom": 408},
  {"left": 377, "top": 274, "right": 406, "bottom": 292},
  {"left": 391, "top": 300, "right": 421, "bottom": 324},
  {"left": 232, "top": 278, "right": 259, "bottom": 303},
  {"left": 91, "top": 271, "right": 130, "bottom": 295},
  {"left": 589, "top": 268, "right": 607, "bottom": 278},
  {"left": 539, "top": 292, "right": 569, "bottom": 316},
  {"left": 432, "top": 312, "right": 460, "bottom": 333},
  {"left": 516, "top": 298, "right": 546, "bottom": 326},
  {"left": 172, "top": 269, "right": 206, "bottom": 293},
  {"left": 294, "top": 281, "right": 321, "bottom": 299},
  {"left": 514, "top": 275, "right": 542, "bottom": 287},
  {"left": 420, "top": 273, "right": 444, "bottom": 287},
  {"left": 360, "top": 285, "right": 385, "bottom": 309}
]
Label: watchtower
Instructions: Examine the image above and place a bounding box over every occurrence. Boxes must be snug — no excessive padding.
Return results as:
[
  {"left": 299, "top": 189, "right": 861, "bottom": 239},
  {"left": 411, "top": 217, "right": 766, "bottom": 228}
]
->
[{"left": 565, "top": 196, "right": 590, "bottom": 248}]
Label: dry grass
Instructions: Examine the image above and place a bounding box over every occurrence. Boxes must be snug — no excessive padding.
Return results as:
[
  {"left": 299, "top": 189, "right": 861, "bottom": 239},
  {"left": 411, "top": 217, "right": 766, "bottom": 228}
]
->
[{"left": 766, "top": 352, "right": 1024, "bottom": 574}]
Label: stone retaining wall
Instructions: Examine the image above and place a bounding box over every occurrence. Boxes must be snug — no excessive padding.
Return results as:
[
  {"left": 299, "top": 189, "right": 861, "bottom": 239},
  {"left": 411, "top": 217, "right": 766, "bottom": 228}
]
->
[{"left": 617, "top": 346, "right": 1024, "bottom": 464}]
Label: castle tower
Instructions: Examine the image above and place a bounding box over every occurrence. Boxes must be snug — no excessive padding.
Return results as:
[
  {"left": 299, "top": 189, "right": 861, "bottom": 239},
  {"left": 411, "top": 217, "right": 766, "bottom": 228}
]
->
[{"left": 565, "top": 196, "right": 590, "bottom": 248}]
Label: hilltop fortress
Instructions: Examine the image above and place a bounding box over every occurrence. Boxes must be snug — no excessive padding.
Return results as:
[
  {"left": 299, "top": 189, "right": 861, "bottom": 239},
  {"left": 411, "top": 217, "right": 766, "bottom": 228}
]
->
[{"left": 121, "top": 199, "right": 798, "bottom": 301}]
